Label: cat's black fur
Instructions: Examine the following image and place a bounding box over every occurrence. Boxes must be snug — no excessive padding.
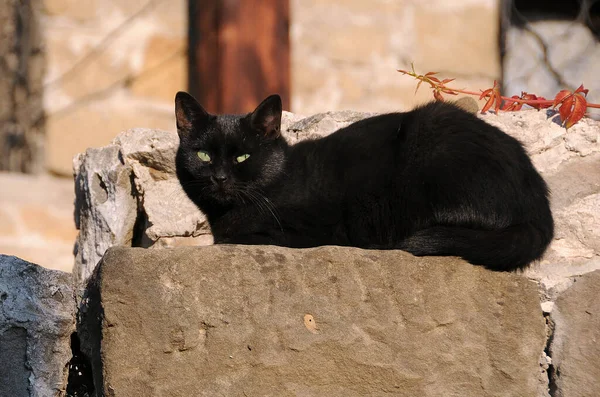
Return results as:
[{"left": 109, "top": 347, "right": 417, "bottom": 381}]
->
[{"left": 174, "top": 91, "right": 554, "bottom": 271}]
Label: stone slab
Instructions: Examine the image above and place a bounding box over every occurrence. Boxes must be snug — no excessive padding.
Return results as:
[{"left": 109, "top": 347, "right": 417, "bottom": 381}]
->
[
  {"left": 80, "top": 245, "right": 546, "bottom": 397},
  {"left": 550, "top": 270, "right": 600, "bottom": 397}
]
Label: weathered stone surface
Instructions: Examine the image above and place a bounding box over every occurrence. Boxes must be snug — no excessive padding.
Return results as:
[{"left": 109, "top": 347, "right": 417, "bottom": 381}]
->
[
  {"left": 80, "top": 245, "right": 546, "bottom": 397},
  {"left": 0, "top": 255, "right": 75, "bottom": 397},
  {"left": 550, "top": 270, "right": 600, "bottom": 397},
  {"left": 73, "top": 144, "right": 138, "bottom": 293},
  {"left": 286, "top": 110, "right": 376, "bottom": 143}
]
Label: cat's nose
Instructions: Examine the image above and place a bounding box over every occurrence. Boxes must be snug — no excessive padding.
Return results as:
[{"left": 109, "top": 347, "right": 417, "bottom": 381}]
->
[{"left": 211, "top": 175, "right": 228, "bottom": 184}]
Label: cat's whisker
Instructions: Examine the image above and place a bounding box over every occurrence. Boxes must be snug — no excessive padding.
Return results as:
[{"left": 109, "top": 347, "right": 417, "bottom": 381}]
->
[
  {"left": 235, "top": 187, "right": 267, "bottom": 217},
  {"left": 240, "top": 186, "right": 283, "bottom": 232}
]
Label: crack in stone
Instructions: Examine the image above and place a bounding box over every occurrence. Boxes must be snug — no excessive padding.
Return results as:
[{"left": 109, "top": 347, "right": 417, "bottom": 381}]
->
[{"left": 543, "top": 312, "right": 558, "bottom": 397}]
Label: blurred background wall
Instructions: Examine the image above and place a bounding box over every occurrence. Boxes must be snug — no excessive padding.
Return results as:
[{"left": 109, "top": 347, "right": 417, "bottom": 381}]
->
[{"left": 1, "top": 0, "right": 599, "bottom": 271}]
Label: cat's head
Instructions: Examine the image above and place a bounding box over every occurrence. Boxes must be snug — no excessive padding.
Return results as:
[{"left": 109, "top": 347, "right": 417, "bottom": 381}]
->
[{"left": 174, "top": 91, "right": 287, "bottom": 205}]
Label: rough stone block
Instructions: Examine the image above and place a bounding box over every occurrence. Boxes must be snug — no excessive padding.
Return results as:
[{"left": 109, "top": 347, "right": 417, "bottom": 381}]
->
[
  {"left": 80, "top": 245, "right": 546, "bottom": 396},
  {"left": 0, "top": 255, "right": 75, "bottom": 397},
  {"left": 550, "top": 270, "right": 600, "bottom": 397},
  {"left": 73, "top": 143, "right": 138, "bottom": 293}
]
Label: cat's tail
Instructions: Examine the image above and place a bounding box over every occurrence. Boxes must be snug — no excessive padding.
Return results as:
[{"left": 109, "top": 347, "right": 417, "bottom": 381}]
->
[{"left": 398, "top": 221, "right": 554, "bottom": 271}]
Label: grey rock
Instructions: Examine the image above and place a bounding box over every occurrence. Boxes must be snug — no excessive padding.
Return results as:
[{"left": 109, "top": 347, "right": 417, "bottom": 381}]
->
[
  {"left": 0, "top": 327, "right": 29, "bottom": 396},
  {"left": 79, "top": 245, "right": 546, "bottom": 397},
  {"left": 73, "top": 144, "right": 138, "bottom": 294},
  {"left": 0, "top": 255, "right": 75, "bottom": 397},
  {"left": 113, "top": 129, "right": 210, "bottom": 243},
  {"left": 550, "top": 270, "right": 600, "bottom": 397},
  {"left": 285, "top": 110, "right": 374, "bottom": 143}
]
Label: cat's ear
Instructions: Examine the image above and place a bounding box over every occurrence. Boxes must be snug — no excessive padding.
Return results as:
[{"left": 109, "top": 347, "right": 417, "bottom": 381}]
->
[
  {"left": 175, "top": 91, "right": 209, "bottom": 139},
  {"left": 249, "top": 94, "right": 282, "bottom": 139}
]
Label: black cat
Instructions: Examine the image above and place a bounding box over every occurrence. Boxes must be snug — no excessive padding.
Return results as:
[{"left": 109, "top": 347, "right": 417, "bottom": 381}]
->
[{"left": 174, "top": 92, "right": 554, "bottom": 271}]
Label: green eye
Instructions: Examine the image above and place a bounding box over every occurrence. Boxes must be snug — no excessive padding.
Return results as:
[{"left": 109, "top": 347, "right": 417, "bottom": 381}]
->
[
  {"left": 236, "top": 154, "right": 250, "bottom": 163},
  {"left": 197, "top": 151, "right": 211, "bottom": 162}
]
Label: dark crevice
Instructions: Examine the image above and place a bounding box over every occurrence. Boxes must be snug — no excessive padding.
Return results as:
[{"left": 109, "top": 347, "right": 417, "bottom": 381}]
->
[
  {"left": 543, "top": 312, "right": 558, "bottom": 397},
  {"left": 65, "top": 332, "right": 95, "bottom": 397},
  {"left": 131, "top": 204, "right": 148, "bottom": 247},
  {"left": 129, "top": 171, "right": 149, "bottom": 248}
]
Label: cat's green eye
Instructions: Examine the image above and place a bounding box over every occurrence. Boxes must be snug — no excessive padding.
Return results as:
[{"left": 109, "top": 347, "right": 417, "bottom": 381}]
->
[
  {"left": 236, "top": 154, "right": 250, "bottom": 163},
  {"left": 197, "top": 151, "right": 211, "bottom": 162}
]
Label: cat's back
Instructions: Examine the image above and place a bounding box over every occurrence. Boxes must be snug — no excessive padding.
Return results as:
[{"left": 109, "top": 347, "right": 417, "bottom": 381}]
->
[
  {"left": 397, "top": 101, "right": 532, "bottom": 166},
  {"left": 405, "top": 101, "right": 520, "bottom": 145}
]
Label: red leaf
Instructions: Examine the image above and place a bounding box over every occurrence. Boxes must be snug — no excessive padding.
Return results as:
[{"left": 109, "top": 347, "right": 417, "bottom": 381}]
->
[
  {"left": 428, "top": 76, "right": 441, "bottom": 83},
  {"left": 574, "top": 84, "right": 589, "bottom": 96},
  {"left": 425, "top": 72, "right": 438, "bottom": 77},
  {"left": 433, "top": 90, "right": 444, "bottom": 101},
  {"left": 553, "top": 90, "right": 572, "bottom": 107},
  {"left": 481, "top": 95, "right": 495, "bottom": 113},
  {"left": 565, "top": 94, "right": 587, "bottom": 128},
  {"left": 558, "top": 95, "right": 574, "bottom": 123},
  {"left": 494, "top": 91, "right": 502, "bottom": 113},
  {"left": 441, "top": 78, "right": 455, "bottom": 84},
  {"left": 479, "top": 88, "right": 493, "bottom": 100}
]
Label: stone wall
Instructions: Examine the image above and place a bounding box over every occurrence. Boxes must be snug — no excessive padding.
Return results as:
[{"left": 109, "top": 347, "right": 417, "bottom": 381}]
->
[
  {"left": 41, "top": 0, "right": 187, "bottom": 176},
  {"left": 291, "top": 0, "right": 501, "bottom": 114},
  {"left": 40, "top": 0, "right": 503, "bottom": 176},
  {"left": 11, "top": 0, "right": 600, "bottom": 179}
]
